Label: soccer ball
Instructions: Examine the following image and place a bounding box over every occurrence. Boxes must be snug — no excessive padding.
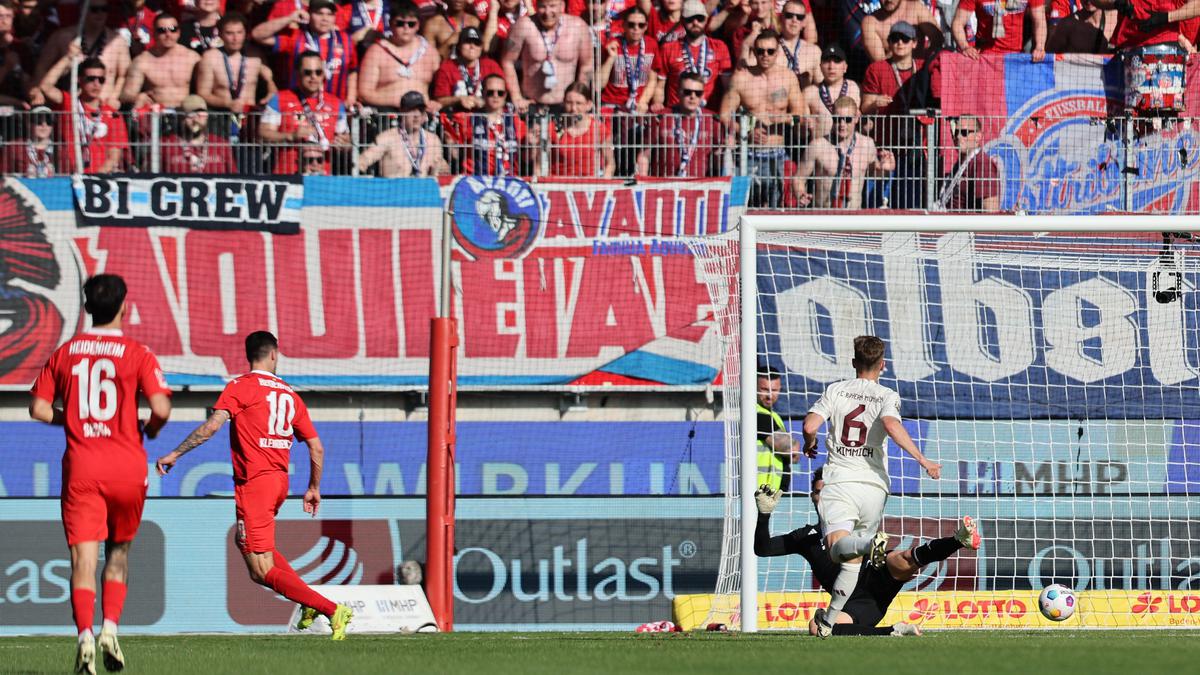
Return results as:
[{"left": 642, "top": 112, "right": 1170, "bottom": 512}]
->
[{"left": 1038, "top": 584, "right": 1077, "bottom": 622}]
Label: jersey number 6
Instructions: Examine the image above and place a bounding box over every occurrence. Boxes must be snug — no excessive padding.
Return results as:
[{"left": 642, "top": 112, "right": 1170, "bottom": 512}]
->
[{"left": 839, "top": 404, "right": 867, "bottom": 448}]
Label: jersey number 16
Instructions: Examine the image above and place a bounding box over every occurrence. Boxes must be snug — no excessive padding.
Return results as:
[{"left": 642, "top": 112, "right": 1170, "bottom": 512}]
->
[{"left": 71, "top": 358, "right": 117, "bottom": 422}]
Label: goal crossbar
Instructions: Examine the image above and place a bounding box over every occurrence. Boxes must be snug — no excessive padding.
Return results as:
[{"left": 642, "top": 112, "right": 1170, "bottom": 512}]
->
[{"left": 744, "top": 214, "right": 1200, "bottom": 233}]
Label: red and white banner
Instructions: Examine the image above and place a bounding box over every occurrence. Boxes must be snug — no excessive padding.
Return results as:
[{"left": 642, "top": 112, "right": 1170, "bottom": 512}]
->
[{"left": 1, "top": 176, "right": 744, "bottom": 389}]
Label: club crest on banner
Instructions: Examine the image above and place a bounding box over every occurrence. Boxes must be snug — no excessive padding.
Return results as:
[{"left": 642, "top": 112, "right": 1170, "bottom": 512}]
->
[{"left": 449, "top": 176, "right": 542, "bottom": 260}]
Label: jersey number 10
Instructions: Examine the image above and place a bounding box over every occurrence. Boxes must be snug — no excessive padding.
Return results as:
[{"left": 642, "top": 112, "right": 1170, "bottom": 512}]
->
[
  {"left": 265, "top": 391, "right": 295, "bottom": 437},
  {"left": 71, "top": 358, "right": 117, "bottom": 422}
]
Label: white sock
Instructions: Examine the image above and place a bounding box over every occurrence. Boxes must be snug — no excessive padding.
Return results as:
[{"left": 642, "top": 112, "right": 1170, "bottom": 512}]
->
[
  {"left": 102, "top": 619, "right": 118, "bottom": 634},
  {"left": 822, "top": 562, "right": 862, "bottom": 626},
  {"left": 78, "top": 629, "right": 93, "bottom": 642},
  {"left": 830, "top": 532, "right": 873, "bottom": 562}
]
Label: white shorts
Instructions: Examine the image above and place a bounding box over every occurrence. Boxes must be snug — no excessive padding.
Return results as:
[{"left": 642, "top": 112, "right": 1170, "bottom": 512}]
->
[{"left": 817, "top": 481, "right": 887, "bottom": 535}]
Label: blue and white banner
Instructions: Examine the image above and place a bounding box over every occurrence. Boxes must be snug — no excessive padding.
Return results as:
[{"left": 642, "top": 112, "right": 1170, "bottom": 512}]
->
[
  {"left": 941, "top": 53, "right": 1200, "bottom": 214},
  {"left": 759, "top": 231, "right": 1200, "bottom": 420}
]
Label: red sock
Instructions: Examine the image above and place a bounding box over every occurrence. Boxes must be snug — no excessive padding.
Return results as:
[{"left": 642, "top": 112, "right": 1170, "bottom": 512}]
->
[
  {"left": 264, "top": 566, "right": 337, "bottom": 616},
  {"left": 272, "top": 550, "right": 297, "bottom": 576},
  {"left": 102, "top": 580, "right": 127, "bottom": 625},
  {"left": 71, "top": 588, "right": 95, "bottom": 635}
]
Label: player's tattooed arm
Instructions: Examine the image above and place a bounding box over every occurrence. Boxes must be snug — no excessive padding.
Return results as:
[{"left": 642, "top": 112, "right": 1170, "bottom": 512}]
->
[{"left": 156, "top": 409, "right": 231, "bottom": 475}]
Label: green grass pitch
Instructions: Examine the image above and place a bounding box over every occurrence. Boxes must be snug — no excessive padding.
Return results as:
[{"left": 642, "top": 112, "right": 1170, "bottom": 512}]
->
[{"left": 3, "top": 631, "right": 1199, "bottom": 674}]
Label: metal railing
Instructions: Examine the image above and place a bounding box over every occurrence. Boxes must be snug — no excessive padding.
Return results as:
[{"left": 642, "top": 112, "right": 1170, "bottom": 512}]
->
[{"left": 3, "top": 108, "right": 1197, "bottom": 214}]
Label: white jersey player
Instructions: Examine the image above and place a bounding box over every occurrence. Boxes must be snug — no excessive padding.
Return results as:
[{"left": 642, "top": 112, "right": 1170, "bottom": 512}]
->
[{"left": 801, "top": 335, "right": 941, "bottom": 638}]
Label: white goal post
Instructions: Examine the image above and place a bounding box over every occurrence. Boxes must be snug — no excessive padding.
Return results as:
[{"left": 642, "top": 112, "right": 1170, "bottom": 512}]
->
[{"left": 697, "top": 214, "right": 1200, "bottom": 632}]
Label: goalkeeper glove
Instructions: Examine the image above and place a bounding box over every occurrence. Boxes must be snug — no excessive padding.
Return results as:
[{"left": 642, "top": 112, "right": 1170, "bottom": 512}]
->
[
  {"left": 755, "top": 485, "right": 781, "bottom": 514},
  {"left": 1141, "top": 11, "right": 1169, "bottom": 31}
]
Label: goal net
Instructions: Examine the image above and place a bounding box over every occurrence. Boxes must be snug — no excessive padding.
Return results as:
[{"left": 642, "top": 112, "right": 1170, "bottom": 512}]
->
[{"left": 685, "top": 217, "right": 1200, "bottom": 631}]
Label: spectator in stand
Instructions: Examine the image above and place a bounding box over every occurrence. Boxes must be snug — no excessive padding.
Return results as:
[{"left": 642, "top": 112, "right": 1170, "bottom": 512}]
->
[
  {"left": 0, "top": 0, "right": 31, "bottom": 107},
  {"left": 359, "top": 2, "right": 440, "bottom": 111},
  {"left": 161, "top": 95, "right": 237, "bottom": 173},
  {"left": 1046, "top": 0, "right": 1114, "bottom": 52},
  {"left": 253, "top": 0, "right": 358, "bottom": 103},
  {"left": 425, "top": 0, "right": 482, "bottom": 59},
  {"left": 648, "top": 0, "right": 686, "bottom": 45},
  {"left": 598, "top": 0, "right": 644, "bottom": 34},
  {"left": 861, "top": 0, "right": 942, "bottom": 61},
  {"left": 299, "top": 143, "right": 328, "bottom": 174},
  {"left": 482, "top": 0, "right": 532, "bottom": 56},
  {"left": 719, "top": 0, "right": 818, "bottom": 61},
  {"left": 502, "top": 0, "right": 594, "bottom": 113},
  {"left": 655, "top": 1, "right": 732, "bottom": 111},
  {"left": 637, "top": 72, "right": 725, "bottom": 177},
  {"left": 259, "top": 50, "right": 349, "bottom": 175},
  {"left": 794, "top": 96, "right": 894, "bottom": 209},
  {"left": 447, "top": 72, "right": 529, "bottom": 175},
  {"left": 181, "top": 0, "right": 225, "bottom": 53},
  {"left": 337, "top": 0, "right": 390, "bottom": 46},
  {"left": 803, "top": 44, "right": 860, "bottom": 138},
  {"left": 953, "top": 0, "right": 1046, "bottom": 60},
  {"left": 13, "top": 0, "right": 55, "bottom": 51},
  {"left": 584, "top": 0, "right": 612, "bottom": 44},
  {"left": 861, "top": 21, "right": 932, "bottom": 116},
  {"left": 1183, "top": 16, "right": 1200, "bottom": 53},
  {"left": 118, "top": 0, "right": 157, "bottom": 56},
  {"left": 433, "top": 26, "right": 502, "bottom": 111},
  {"left": 33, "top": 2, "right": 129, "bottom": 109},
  {"left": 1100, "top": 0, "right": 1198, "bottom": 50},
  {"left": 545, "top": 81, "right": 615, "bottom": 177},
  {"left": 39, "top": 50, "right": 129, "bottom": 174},
  {"left": 263, "top": 0, "right": 313, "bottom": 38},
  {"left": 1, "top": 105, "right": 56, "bottom": 177},
  {"left": 722, "top": 28, "right": 806, "bottom": 208},
  {"left": 599, "top": 6, "right": 658, "bottom": 113},
  {"left": 196, "top": 13, "right": 276, "bottom": 126},
  {"left": 358, "top": 91, "right": 448, "bottom": 176},
  {"left": 730, "top": 1, "right": 779, "bottom": 66},
  {"left": 835, "top": 0, "right": 885, "bottom": 78},
  {"left": 778, "top": 0, "right": 822, "bottom": 89},
  {"left": 1048, "top": 0, "right": 1083, "bottom": 25},
  {"left": 861, "top": 20, "right": 937, "bottom": 208},
  {"left": 121, "top": 12, "right": 202, "bottom": 110},
  {"left": 935, "top": 114, "right": 999, "bottom": 211},
  {"left": 1048, "top": 0, "right": 1117, "bottom": 40},
  {"left": 598, "top": 6, "right": 656, "bottom": 175}
]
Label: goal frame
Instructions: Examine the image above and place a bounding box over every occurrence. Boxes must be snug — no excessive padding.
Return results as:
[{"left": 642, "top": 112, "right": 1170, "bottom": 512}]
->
[{"left": 735, "top": 213, "right": 1200, "bottom": 632}]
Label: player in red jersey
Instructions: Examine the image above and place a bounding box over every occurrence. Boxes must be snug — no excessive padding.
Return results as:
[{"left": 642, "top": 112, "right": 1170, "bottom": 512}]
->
[
  {"left": 155, "top": 331, "right": 353, "bottom": 640},
  {"left": 29, "top": 274, "right": 172, "bottom": 675}
]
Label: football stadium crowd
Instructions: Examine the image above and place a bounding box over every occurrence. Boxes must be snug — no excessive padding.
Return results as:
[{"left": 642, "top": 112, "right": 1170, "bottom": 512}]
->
[{"left": 0, "top": 0, "right": 1177, "bottom": 208}]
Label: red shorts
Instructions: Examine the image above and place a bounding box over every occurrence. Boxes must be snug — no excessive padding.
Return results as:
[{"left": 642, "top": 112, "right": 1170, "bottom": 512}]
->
[
  {"left": 233, "top": 472, "right": 289, "bottom": 554},
  {"left": 61, "top": 479, "right": 147, "bottom": 546}
]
